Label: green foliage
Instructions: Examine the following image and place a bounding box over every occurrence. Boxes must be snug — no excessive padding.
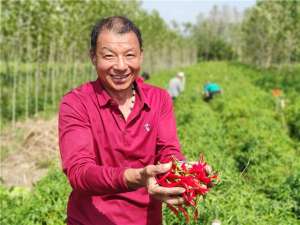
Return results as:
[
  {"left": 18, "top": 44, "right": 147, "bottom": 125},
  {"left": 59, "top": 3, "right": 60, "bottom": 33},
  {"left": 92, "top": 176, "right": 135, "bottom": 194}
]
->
[
  {"left": 1, "top": 62, "right": 299, "bottom": 224},
  {"left": 241, "top": 0, "right": 300, "bottom": 68},
  {"left": 154, "top": 62, "right": 300, "bottom": 224},
  {"left": 0, "top": 0, "right": 197, "bottom": 125},
  {"left": 0, "top": 62, "right": 92, "bottom": 124},
  {"left": 0, "top": 168, "right": 70, "bottom": 225},
  {"left": 286, "top": 101, "right": 300, "bottom": 140},
  {"left": 192, "top": 6, "right": 238, "bottom": 61},
  {"left": 238, "top": 63, "right": 300, "bottom": 141},
  {"left": 0, "top": 0, "right": 195, "bottom": 69},
  {"left": 287, "top": 172, "right": 300, "bottom": 218},
  {"left": 191, "top": 1, "right": 300, "bottom": 67}
]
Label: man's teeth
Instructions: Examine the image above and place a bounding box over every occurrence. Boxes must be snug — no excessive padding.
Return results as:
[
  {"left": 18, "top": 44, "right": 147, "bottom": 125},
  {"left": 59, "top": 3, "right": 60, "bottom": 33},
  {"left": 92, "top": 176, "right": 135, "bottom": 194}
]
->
[{"left": 113, "top": 75, "right": 129, "bottom": 79}]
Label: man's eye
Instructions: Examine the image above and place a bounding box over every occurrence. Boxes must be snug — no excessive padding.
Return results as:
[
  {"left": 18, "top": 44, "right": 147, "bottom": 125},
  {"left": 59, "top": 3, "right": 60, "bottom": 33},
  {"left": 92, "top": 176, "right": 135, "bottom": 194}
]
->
[
  {"left": 126, "top": 54, "right": 135, "bottom": 58},
  {"left": 104, "top": 55, "right": 114, "bottom": 59}
]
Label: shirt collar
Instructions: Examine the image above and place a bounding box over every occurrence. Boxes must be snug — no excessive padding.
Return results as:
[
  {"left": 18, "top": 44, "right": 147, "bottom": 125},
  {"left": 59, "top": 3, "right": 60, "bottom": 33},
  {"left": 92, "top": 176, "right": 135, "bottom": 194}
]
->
[
  {"left": 93, "top": 79, "right": 113, "bottom": 107},
  {"left": 135, "top": 77, "right": 151, "bottom": 110},
  {"left": 93, "top": 77, "right": 151, "bottom": 110}
]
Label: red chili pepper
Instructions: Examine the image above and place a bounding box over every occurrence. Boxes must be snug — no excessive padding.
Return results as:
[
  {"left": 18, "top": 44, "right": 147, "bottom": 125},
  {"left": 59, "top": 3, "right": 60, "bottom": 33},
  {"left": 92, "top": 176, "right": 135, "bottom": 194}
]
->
[
  {"left": 156, "top": 154, "right": 220, "bottom": 223},
  {"left": 156, "top": 179, "right": 168, "bottom": 187},
  {"left": 156, "top": 171, "right": 171, "bottom": 183},
  {"left": 167, "top": 204, "right": 179, "bottom": 216},
  {"left": 194, "top": 208, "right": 199, "bottom": 221},
  {"left": 178, "top": 206, "right": 190, "bottom": 224},
  {"left": 167, "top": 173, "right": 184, "bottom": 179},
  {"left": 181, "top": 162, "right": 187, "bottom": 171}
]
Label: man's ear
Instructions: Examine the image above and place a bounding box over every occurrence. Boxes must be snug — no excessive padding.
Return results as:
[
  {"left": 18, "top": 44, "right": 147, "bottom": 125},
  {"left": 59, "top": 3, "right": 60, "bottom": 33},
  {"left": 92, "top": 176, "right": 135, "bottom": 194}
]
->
[{"left": 90, "top": 49, "right": 96, "bottom": 65}]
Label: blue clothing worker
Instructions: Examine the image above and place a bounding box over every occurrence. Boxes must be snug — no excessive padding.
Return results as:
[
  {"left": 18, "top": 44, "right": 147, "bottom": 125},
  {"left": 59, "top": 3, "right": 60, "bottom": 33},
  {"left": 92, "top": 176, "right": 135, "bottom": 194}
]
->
[{"left": 203, "top": 82, "right": 222, "bottom": 101}]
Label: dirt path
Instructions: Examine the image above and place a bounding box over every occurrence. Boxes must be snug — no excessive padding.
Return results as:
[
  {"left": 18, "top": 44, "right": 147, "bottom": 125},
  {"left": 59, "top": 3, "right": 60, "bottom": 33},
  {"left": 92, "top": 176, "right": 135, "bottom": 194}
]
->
[{"left": 1, "top": 117, "right": 60, "bottom": 187}]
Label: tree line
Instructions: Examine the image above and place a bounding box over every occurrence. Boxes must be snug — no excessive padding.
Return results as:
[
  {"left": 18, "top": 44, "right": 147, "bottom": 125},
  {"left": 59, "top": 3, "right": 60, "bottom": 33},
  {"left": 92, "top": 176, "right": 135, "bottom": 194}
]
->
[
  {"left": 1, "top": 0, "right": 299, "bottom": 126},
  {"left": 1, "top": 0, "right": 196, "bottom": 71},
  {"left": 0, "top": 0, "right": 196, "bottom": 126},
  {"left": 191, "top": 0, "right": 300, "bottom": 68}
]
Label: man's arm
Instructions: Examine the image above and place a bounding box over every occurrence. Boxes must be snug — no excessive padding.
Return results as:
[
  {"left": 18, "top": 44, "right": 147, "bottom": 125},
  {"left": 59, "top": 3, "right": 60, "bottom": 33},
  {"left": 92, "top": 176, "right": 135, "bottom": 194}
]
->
[
  {"left": 59, "top": 93, "right": 128, "bottom": 195},
  {"left": 156, "top": 91, "right": 185, "bottom": 162}
]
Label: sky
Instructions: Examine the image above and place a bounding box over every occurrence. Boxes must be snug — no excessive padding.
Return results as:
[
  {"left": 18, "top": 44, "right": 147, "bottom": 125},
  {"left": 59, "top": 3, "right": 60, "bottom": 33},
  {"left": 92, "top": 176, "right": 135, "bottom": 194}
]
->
[{"left": 141, "top": 0, "right": 256, "bottom": 25}]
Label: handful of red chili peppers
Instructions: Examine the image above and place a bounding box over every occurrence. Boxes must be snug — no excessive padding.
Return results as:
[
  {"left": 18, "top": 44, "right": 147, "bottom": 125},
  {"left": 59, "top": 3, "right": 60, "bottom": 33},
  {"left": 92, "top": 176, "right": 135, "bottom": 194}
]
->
[{"left": 156, "top": 155, "right": 219, "bottom": 223}]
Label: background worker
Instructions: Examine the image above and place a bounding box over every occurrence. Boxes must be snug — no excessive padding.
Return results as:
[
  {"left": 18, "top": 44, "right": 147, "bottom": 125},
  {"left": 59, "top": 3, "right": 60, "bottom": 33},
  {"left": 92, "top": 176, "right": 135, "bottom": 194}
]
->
[
  {"left": 168, "top": 72, "right": 185, "bottom": 100},
  {"left": 203, "top": 81, "right": 222, "bottom": 102}
]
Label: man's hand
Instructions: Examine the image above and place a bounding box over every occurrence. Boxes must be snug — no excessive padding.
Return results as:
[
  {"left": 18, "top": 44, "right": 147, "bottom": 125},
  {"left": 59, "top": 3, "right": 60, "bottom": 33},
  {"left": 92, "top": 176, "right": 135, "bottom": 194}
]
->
[{"left": 124, "top": 163, "right": 185, "bottom": 205}]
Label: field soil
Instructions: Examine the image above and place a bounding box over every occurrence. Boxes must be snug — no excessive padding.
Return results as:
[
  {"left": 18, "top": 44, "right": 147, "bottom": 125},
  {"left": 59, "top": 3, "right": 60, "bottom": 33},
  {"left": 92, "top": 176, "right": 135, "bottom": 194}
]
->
[{"left": 1, "top": 117, "right": 59, "bottom": 187}]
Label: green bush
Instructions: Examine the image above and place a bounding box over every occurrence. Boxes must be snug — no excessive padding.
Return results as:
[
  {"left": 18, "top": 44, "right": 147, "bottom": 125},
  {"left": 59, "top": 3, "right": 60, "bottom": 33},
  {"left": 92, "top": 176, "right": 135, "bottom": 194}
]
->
[{"left": 0, "top": 169, "right": 69, "bottom": 225}]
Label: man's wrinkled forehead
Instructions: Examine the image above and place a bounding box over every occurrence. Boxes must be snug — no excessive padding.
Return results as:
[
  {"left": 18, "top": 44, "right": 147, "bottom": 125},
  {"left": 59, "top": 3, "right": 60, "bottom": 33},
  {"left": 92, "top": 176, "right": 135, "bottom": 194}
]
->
[{"left": 96, "top": 30, "right": 140, "bottom": 49}]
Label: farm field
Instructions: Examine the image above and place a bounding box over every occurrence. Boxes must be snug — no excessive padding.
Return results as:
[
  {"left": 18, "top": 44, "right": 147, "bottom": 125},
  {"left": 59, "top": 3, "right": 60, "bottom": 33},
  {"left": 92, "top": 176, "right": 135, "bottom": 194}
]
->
[{"left": 1, "top": 61, "right": 299, "bottom": 225}]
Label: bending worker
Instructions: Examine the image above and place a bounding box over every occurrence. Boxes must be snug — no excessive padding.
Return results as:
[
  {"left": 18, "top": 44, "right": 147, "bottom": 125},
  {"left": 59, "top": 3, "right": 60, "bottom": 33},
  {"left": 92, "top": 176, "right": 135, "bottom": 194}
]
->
[{"left": 203, "top": 81, "right": 222, "bottom": 102}]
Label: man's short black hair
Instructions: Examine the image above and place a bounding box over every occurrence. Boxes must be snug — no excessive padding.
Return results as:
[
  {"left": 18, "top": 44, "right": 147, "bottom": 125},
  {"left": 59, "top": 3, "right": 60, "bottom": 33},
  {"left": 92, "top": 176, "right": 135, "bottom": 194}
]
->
[{"left": 90, "top": 16, "right": 143, "bottom": 54}]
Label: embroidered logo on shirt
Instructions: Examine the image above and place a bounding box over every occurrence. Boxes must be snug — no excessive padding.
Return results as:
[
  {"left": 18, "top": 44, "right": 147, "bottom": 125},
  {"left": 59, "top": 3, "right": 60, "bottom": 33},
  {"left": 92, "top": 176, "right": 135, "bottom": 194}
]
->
[{"left": 144, "top": 123, "right": 151, "bottom": 132}]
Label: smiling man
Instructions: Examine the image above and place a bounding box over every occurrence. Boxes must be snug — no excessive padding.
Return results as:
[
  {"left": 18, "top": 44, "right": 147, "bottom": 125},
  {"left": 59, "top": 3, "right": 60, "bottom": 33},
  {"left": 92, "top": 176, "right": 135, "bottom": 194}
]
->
[{"left": 59, "top": 16, "right": 185, "bottom": 225}]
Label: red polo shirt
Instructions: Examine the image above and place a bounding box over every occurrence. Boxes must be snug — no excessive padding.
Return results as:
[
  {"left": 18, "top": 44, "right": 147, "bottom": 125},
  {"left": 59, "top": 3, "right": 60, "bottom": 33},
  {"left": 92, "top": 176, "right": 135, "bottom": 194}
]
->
[{"left": 59, "top": 77, "right": 184, "bottom": 225}]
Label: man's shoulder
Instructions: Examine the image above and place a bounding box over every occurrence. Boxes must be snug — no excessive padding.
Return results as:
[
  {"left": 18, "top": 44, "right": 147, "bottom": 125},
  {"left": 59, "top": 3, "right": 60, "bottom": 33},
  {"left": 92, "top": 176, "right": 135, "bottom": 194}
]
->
[
  {"left": 61, "top": 80, "right": 95, "bottom": 103},
  {"left": 139, "top": 82, "right": 172, "bottom": 106},
  {"left": 139, "top": 82, "right": 168, "bottom": 97}
]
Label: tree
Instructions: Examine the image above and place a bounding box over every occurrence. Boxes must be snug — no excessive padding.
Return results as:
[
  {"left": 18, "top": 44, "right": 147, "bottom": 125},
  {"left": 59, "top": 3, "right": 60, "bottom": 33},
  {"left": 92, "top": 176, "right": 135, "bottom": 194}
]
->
[
  {"left": 241, "top": 0, "right": 300, "bottom": 68},
  {"left": 191, "top": 5, "right": 240, "bottom": 61}
]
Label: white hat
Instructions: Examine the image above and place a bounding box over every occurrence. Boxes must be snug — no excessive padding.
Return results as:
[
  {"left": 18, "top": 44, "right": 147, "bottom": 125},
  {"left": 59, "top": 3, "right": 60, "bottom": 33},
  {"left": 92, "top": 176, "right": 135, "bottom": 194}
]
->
[{"left": 177, "top": 72, "right": 185, "bottom": 78}]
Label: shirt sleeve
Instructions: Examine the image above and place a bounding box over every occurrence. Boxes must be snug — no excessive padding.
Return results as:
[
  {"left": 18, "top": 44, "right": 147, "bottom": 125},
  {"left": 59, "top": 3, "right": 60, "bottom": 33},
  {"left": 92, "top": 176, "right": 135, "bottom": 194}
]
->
[
  {"left": 155, "top": 91, "right": 185, "bottom": 163},
  {"left": 58, "top": 93, "right": 128, "bottom": 195}
]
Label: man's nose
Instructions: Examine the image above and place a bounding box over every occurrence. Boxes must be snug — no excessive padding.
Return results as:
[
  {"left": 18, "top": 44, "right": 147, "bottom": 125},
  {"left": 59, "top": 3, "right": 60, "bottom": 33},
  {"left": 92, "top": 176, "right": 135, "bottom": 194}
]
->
[{"left": 113, "top": 56, "right": 127, "bottom": 71}]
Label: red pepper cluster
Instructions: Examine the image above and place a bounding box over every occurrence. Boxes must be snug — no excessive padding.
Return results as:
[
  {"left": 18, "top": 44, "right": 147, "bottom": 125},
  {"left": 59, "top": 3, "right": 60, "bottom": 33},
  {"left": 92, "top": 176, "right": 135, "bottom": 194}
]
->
[{"left": 156, "top": 155, "right": 219, "bottom": 223}]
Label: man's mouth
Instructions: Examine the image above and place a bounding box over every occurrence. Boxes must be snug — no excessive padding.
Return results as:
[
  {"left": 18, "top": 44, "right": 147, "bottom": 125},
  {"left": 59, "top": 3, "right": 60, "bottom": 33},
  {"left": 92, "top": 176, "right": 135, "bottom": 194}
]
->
[{"left": 110, "top": 74, "right": 131, "bottom": 82}]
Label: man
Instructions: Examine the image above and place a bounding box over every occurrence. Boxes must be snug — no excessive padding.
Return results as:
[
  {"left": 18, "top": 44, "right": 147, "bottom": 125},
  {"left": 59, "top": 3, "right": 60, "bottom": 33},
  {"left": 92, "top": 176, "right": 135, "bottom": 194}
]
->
[
  {"left": 167, "top": 72, "right": 185, "bottom": 100},
  {"left": 203, "top": 81, "right": 222, "bottom": 102},
  {"left": 59, "top": 16, "right": 186, "bottom": 225}
]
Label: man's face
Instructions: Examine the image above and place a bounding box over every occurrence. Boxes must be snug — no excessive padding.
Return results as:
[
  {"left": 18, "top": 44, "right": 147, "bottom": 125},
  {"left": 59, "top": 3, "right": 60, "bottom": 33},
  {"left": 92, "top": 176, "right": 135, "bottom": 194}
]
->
[{"left": 91, "top": 30, "right": 143, "bottom": 93}]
